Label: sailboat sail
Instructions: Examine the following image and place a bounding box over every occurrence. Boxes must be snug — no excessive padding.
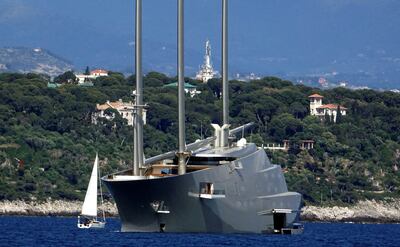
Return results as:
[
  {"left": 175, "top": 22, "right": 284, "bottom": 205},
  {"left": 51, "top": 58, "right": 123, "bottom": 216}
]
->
[{"left": 81, "top": 154, "right": 98, "bottom": 217}]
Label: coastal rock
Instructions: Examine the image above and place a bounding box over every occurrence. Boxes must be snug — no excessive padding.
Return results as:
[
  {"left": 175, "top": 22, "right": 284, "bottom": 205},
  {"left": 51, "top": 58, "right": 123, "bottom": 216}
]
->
[
  {"left": 301, "top": 199, "right": 400, "bottom": 223},
  {"left": 1, "top": 199, "right": 399, "bottom": 223},
  {"left": 0, "top": 200, "right": 118, "bottom": 217}
]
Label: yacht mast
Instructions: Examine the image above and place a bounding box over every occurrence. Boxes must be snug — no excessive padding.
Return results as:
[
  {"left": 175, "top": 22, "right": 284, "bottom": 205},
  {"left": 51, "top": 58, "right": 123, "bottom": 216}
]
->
[
  {"left": 222, "top": 0, "right": 229, "bottom": 126},
  {"left": 177, "top": 0, "right": 187, "bottom": 175},
  {"left": 134, "top": 0, "right": 144, "bottom": 176},
  {"left": 211, "top": 0, "right": 230, "bottom": 148}
]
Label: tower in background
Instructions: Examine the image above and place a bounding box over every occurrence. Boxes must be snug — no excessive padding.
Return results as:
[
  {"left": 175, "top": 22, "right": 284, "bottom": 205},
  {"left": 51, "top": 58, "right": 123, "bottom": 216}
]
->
[
  {"left": 196, "top": 40, "right": 215, "bottom": 83},
  {"left": 309, "top": 94, "right": 324, "bottom": 115}
]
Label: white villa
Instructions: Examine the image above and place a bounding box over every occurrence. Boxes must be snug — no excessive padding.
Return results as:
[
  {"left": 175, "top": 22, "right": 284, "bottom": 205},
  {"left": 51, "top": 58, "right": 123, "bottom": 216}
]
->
[
  {"left": 309, "top": 94, "right": 347, "bottom": 123},
  {"left": 76, "top": 69, "right": 109, "bottom": 84},
  {"left": 92, "top": 99, "right": 146, "bottom": 126}
]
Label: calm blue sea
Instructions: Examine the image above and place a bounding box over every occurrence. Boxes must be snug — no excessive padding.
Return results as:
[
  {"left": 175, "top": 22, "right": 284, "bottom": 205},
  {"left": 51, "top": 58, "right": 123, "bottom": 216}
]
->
[{"left": 0, "top": 217, "right": 399, "bottom": 247}]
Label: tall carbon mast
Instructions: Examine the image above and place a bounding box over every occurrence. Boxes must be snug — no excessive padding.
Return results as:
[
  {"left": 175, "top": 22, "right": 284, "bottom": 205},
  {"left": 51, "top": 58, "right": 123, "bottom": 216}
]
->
[
  {"left": 134, "top": 0, "right": 144, "bottom": 176},
  {"left": 211, "top": 0, "right": 230, "bottom": 148},
  {"left": 222, "top": 0, "right": 229, "bottom": 126},
  {"left": 177, "top": 0, "right": 187, "bottom": 175}
]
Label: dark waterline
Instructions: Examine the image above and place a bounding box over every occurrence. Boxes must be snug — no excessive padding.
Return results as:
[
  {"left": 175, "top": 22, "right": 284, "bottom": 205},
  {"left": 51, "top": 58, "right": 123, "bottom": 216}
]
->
[{"left": 0, "top": 216, "right": 399, "bottom": 247}]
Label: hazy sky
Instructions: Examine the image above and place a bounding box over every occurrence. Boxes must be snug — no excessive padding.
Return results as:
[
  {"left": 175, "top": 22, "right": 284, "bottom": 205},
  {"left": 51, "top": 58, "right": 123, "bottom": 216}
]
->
[{"left": 1, "top": 0, "right": 399, "bottom": 85}]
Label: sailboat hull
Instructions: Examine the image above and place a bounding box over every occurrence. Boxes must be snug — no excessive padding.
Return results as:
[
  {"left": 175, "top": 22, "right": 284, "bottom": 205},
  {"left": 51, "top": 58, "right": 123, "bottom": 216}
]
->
[
  {"left": 77, "top": 221, "right": 106, "bottom": 229},
  {"left": 78, "top": 154, "right": 107, "bottom": 230},
  {"left": 103, "top": 146, "right": 302, "bottom": 233}
]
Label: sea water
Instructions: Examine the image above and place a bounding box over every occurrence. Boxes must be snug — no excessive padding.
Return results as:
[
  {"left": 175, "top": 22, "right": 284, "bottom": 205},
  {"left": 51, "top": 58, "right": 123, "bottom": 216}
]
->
[{"left": 0, "top": 217, "right": 399, "bottom": 247}]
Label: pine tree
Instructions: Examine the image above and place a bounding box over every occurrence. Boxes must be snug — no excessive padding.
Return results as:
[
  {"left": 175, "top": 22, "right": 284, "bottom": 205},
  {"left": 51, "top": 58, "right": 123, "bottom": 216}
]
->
[
  {"left": 84, "top": 66, "right": 90, "bottom": 75},
  {"left": 336, "top": 105, "right": 342, "bottom": 123},
  {"left": 324, "top": 111, "right": 331, "bottom": 124}
]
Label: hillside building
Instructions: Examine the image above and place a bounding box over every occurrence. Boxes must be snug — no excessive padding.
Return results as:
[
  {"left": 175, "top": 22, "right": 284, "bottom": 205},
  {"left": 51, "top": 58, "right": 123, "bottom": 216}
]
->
[
  {"left": 92, "top": 99, "right": 146, "bottom": 126},
  {"left": 90, "top": 69, "right": 108, "bottom": 77},
  {"left": 309, "top": 94, "right": 347, "bottom": 123},
  {"left": 264, "top": 140, "right": 314, "bottom": 151},
  {"left": 76, "top": 69, "right": 109, "bottom": 84},
  {"left": 164, "top": 82, "right": 201, "bottom": 97}
]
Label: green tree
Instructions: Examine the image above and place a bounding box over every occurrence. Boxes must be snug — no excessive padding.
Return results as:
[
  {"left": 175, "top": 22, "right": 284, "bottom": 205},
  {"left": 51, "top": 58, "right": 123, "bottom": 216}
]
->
[
  {"left": 207, "top": 78, "right": 222, "bottom": 99},
  {"left": 54, "top": 71, "right": 77, "bottom": 84},
  {"left": 336, "top": 105, "right": 342, "bottom": 123},
  {"left": 84, "top": 66, "right": 90, "bottom": 75},
  {"left": 269, "top": 113, "right": 303, "bottom": 141}
]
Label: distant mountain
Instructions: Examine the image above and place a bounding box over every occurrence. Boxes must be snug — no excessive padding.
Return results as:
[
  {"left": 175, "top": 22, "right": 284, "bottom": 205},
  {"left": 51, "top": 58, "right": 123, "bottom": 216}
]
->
[{"left": 0, "top": 47, "right": 73, "bottom": 77}]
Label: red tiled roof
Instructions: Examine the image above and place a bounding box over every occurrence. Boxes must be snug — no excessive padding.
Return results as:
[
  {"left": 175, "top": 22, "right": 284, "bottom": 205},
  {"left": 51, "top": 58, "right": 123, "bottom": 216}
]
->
[
  {"left": 96, "top": 100, "right": 133, "bottom": 111},
  {"left": 317, "top": 104, "right": 347, "bottom": 110},
  {"left": 91, "top": 69, "right": 108, "bottom": 75},
  {"left": 309, "top": 94, "right": 324, "bottom": 98}
]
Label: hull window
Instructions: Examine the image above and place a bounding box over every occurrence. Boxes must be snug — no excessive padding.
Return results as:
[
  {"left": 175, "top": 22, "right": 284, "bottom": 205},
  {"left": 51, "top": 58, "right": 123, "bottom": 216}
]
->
[
  {"left": 200, "top": 182, "right": 214, "bottom": 195},
  {"left": 198, "top": 182, "right": 226, "bottom": 199},
  {"left": 150, "top": 201, "right": 170, "bottom": 214}
]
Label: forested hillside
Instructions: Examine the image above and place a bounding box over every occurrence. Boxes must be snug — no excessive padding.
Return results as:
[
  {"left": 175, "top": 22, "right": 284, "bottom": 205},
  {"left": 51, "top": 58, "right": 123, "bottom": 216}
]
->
[{"left": 0, "top": 72, "right": 399, "bottom": 205}]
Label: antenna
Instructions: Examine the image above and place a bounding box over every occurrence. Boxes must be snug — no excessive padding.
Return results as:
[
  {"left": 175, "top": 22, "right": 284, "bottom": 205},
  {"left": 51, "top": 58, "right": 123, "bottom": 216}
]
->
[{"left": 201, "top": 121, "right": 203, "bottom": 140}]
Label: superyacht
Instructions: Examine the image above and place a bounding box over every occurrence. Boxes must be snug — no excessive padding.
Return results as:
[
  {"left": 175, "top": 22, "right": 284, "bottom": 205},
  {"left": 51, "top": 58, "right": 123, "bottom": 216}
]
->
[{"left": 103, "top": 0, "right": 302, "bottom": 234}]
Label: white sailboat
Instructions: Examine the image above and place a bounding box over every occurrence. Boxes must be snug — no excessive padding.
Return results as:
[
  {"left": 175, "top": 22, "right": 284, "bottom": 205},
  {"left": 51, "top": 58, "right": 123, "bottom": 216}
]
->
[{"left": 77, "top": 153, "right": 106, "bottom": 229}]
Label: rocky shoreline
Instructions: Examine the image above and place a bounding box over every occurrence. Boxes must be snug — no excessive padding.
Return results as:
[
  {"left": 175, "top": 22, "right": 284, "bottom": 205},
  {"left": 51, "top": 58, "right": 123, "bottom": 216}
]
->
[
  {"left": 0, "top": 200, "right": 118, "bottom": 217},
  {"left": 301, "top": 199, "right": 400, "bottom": 223},
  {"left": 1, "top": 199, "right": 399, "bottom": 223}
]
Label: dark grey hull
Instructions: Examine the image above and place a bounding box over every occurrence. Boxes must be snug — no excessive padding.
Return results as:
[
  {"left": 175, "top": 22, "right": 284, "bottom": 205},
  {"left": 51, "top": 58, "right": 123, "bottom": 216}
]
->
[{"left": 103, "top": 145, "right": 302, "bottom": 233}]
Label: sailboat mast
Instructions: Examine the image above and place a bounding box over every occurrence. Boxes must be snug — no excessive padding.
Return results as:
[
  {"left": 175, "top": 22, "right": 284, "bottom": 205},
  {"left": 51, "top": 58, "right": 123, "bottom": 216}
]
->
[
  {"left": 222, "top": 0, "right": 229, "bottom": 126},
  {"left": 134, "top": 0, "right": 144, "bottom": 176},
  {"left": 98, "top": 157, "right": 106, "bottom": 222},
  {"left": 177, "top": 0, "right": 187, "bottom": 175}
]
